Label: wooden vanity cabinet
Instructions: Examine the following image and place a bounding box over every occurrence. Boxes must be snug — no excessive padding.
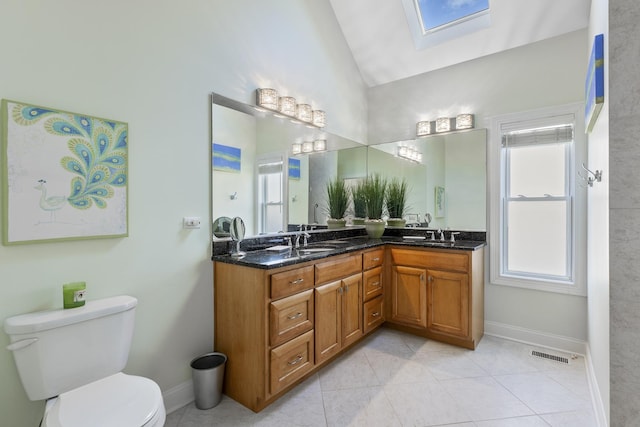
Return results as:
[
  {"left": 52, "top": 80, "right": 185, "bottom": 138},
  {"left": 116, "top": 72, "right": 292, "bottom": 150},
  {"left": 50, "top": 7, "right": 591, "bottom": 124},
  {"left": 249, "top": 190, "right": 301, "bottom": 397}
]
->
[
  {"left": 314, "top": 254, "right": 363, "bottom": 364},
  {"left": 385, "top": 246, "right": 484, "bottom": 349},
  {"left": 214, "top": 250, "right": 370, "bottom": 412}
]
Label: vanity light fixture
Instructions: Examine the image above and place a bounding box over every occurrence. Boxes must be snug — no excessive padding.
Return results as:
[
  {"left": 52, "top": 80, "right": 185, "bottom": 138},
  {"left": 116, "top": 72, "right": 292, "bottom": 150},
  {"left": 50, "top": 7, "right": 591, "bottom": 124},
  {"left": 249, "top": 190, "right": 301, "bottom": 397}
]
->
[
  {"left": 256, "top": 88, "right": 278, "bottom": 110},
  {"left": 278, "top": 96, "right": 296, "bottom": 116},
  {"left": 398, "top": 146, "right": 422, "bottom": 163},
  {"left": 296, "top": 104, "right": 313, "bottom": 123},
  {"left": 301, "top": 141, "right": 314, "bottom": 153},
  {"left": 416, "top": 120, "right": 432, "bottom": 136},
  {"left": 435, "top": 117, "right": 452, "bottom": 133},
  {"left": 291, "top": 139, "right": 327, "bottom": 155},
  {"left": 455, "top": 114, "right": 474, "bottom": 130},
  {"left": 313, "top": 139, "right": 326, "bottom": 152},
  {"left": 312, "top": 110, "right": 326, "bottom": 128},
  {"left": 255, "top": 88, "right": 327, "bottom": 128},
  {"left": 416, "top": 113, "right": 475, "bottom": 136}
]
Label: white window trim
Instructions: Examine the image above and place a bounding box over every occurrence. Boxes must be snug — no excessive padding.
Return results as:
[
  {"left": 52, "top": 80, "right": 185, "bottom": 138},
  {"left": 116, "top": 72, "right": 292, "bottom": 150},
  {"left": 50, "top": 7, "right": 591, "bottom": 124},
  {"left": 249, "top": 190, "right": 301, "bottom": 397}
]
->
[{"left": 488, "top": 103, "right": 587, "bottom": 296}]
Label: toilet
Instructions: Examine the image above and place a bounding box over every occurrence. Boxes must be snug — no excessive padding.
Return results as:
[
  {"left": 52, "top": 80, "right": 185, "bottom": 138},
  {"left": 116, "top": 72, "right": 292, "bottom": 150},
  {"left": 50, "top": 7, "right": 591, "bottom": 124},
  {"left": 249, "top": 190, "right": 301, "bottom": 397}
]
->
[{"left": 4, "top": 295, "right": 166, "bottom": 427}]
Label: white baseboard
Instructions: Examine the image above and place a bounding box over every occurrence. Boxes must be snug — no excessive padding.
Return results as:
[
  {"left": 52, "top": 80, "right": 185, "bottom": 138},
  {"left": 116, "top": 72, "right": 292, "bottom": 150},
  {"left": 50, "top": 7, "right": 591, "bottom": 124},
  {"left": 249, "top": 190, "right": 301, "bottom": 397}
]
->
[
  {"left": 484, "top": 320, "right": 587, "bottom": 356},
  {"left": 585, "top": 345, "right": 609, "bottom": 427},
  {"left": 162, "top": 379, "right": 194, "bottom": 414}
]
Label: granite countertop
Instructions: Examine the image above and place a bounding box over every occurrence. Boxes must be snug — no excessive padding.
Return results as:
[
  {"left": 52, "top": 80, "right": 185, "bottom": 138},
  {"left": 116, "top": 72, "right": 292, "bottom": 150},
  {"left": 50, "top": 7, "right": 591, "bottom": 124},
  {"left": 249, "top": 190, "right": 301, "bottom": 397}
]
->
[{"left": 212, "top": 235, "right": 486, "bottom": 270}]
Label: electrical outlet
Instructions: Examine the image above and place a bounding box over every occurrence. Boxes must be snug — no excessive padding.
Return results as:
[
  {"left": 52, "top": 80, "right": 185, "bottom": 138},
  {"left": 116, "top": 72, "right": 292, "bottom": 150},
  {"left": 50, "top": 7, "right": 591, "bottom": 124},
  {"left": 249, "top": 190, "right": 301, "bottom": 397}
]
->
[{"left": 183, "top": 216, "right": 201, "bottom": 229}]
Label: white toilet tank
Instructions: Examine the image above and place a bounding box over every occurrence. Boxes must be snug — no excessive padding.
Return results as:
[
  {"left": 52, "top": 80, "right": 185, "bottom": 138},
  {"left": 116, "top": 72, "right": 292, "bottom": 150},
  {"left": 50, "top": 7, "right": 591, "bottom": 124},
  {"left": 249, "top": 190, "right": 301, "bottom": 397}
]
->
[{"left": 4, "top": 295, "right": 138, "bottom": 401}]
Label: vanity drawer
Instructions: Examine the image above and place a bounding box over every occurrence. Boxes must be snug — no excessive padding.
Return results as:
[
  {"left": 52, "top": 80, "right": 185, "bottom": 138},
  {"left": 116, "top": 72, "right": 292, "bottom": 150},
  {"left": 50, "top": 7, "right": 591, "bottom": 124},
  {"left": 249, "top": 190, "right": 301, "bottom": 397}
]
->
[
  {"left": 315, "top": 254, "right": 362, "bottom": 285},
  {"left": 363, "top": 248, "right": 384, "bottom": 270},
  {"left": 271, "top": 265, "right": 314, "bottom": 300},
  {"left": 363, "top": 266, "right": 383, "bottom": 301},
  {"left": 270, "top": 330, "right": 314, "bottom": 394},
  {"left": 390, "top": 248, "right": 468, "bottom": 273},
  {"left": 363, "top": 295, "right": 384, "bottom": 334},
  {"left": 269, "top": 289, "right": 314, "bottom": 347}
]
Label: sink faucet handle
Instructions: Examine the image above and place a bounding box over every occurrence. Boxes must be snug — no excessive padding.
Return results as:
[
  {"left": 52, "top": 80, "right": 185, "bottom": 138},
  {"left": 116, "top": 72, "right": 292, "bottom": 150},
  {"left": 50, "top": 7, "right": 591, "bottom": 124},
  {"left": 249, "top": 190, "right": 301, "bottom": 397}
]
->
[
  {"left": 437, "top": 229, "right": 445, "bottom": 241},
  {"left": 450, "top": 231, "right": 461, "bottom": 242},
  {"left": 426, "top": 231, "right": 435, "bottom": 241},
  {"left": 284, "top": 236, "right": 292, "bottom": 248}
]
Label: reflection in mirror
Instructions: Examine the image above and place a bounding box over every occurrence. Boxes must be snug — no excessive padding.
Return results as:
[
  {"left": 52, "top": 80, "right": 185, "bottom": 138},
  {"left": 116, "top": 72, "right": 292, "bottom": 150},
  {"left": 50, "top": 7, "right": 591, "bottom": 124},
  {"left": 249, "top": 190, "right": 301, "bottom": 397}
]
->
[
  {"left": 211, "top": 93, "right": 364, "bottom": 238},
  {"left": 257, "top": 155, "right": 286, "bottom": 234},
  {"left": 211, "top": 93, "right": 487, "bottom": 238},
  {"left": 367, "top": 128, "right": 486, "bottom": 231},
  {"left": 213, "top": 216, "right": 232, "bottom": 238}
]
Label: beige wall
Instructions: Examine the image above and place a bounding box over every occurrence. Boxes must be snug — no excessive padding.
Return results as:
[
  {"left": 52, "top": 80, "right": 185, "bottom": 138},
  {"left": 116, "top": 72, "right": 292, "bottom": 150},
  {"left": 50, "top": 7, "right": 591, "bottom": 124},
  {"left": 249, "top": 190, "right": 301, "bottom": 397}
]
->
[{"left": 0, "top": 1, "right": 367, "bottom": 426}]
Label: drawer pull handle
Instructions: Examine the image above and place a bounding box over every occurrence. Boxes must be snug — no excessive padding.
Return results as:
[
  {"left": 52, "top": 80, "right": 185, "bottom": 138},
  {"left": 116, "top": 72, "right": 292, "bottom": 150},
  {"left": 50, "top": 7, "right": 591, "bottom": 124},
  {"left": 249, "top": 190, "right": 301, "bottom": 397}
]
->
[
  {"left": 371, "top": 312, "right": 380, "bottom": 317},
  {"left": 372, "top": 257, "right": 380, "bottom": 262},
  {"left": 287, "top": 312, "right": 303, "bottom": 320},
  {"left": 371, "top": 281, "right": 380, "bottom": 287},
  {"left": 290, "top": 278, "right": 304, "bottom": 285},
  {"left": 288, "top": 355, "right": 303, "bottom": 366}
]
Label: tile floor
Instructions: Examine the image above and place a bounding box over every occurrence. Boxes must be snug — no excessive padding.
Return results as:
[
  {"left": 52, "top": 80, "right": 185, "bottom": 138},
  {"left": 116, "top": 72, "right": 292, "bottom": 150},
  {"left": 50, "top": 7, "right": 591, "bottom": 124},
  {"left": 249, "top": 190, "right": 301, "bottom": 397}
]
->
[{"left": 165, "top": 328, "right": 598, "bottom": 427}]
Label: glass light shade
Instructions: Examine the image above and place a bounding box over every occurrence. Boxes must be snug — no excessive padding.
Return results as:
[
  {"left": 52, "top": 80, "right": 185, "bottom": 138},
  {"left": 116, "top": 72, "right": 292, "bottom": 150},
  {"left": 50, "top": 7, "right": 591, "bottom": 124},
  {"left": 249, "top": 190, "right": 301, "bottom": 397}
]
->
[
  {"left": 302, "top": 141, "right": 314, "bottom": 153},
  {"left": 398, "top": 146, "right": 409, "bottom": 157},
  {"left": 435, "top": 117, "right": 451, "bottom": 133},
  {"left": 278, "top": 96, "right": 296, "bottom": 116},
  {"left": 296, "top": 104, "right": 313, "bottom": 123},
  {"left": 456, "top": 114, "right": 474, "bottom": 130},
  {"left": 312, "top": 110, "right": 326, "bottom": 127},
  {"left": 256, "top": 88, "right": 278, "bottom": 110},
  {"left": 291, "top": 143, "right": 302, "bottom": 155},
  {"left": 416, "top": 121, "right": 431, "bottom": 136},
  {"left": 313, "top": 139, "right": 326, "bottom": 151}
]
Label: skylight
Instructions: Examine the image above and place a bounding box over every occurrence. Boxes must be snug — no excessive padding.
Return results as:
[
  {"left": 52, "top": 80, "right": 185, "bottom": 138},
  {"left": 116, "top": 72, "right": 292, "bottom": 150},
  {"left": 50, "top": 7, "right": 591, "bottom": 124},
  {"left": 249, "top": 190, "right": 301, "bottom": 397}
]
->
[
  {"left": 416, "top": 0, "right": 489, "bottom": 33},
  {"left": 402, "top": 0, "right": 491, "bottom": 50}
]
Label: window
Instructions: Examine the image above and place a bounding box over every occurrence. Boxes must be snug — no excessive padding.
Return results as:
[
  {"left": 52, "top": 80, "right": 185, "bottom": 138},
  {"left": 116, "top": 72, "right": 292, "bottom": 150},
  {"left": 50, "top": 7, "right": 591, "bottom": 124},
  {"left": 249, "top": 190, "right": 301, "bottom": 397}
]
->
[
  {"left": 401, "top": 0, "right": 491, "bottom": 50},
  {"left": 490, "top": 105, "right": 586, "bottom": 295},
  {"left": 415, "top": 0, "right": 489, "bottom": 33}
]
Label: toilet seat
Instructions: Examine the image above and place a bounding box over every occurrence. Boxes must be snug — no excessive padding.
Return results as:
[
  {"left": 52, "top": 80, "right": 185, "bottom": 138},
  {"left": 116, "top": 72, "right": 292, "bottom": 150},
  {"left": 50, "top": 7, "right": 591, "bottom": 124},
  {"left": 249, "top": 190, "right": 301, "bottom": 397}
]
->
[{"left": 43, "top": 372, "right": 165, "bottom": 427}]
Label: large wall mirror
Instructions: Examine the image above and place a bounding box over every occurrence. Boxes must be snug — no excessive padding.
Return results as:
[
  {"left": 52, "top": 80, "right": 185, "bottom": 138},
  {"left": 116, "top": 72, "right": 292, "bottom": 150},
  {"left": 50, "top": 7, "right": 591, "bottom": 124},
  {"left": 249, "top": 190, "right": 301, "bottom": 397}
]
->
[{"left": 211, "top": 92, "right": 486, "bottom": 238}]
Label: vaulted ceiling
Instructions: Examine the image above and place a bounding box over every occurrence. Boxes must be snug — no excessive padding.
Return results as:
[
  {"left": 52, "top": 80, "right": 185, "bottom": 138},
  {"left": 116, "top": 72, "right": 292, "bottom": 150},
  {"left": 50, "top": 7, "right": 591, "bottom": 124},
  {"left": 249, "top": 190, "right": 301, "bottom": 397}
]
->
[{"left": 329, "top": 0, "right": 592, "bottom": 87}]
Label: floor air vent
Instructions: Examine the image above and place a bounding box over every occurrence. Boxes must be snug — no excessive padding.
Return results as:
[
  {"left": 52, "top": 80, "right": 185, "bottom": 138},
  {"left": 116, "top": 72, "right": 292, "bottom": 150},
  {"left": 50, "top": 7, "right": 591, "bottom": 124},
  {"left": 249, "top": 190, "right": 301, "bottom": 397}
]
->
[{"left": 530, "top": 350, "right": 570, "bottom": 365}]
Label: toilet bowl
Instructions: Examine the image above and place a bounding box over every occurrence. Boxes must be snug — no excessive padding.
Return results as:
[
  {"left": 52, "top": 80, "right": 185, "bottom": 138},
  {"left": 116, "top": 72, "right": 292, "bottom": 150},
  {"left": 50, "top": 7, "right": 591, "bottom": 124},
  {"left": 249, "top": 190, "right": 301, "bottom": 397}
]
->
[
  {"left": 4, "top": 295, "right": 167, "bottom": 427},
  {"left": 42, "top": 373, "right": 166, "bottom": 427}
]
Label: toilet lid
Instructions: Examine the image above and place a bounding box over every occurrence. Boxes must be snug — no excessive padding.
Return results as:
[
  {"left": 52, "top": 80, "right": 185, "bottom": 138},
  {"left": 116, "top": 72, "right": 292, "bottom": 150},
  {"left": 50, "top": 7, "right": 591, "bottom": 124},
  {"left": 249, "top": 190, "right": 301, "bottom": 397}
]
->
[{"left": 44, "top": 373, "right": 163, "bottom": 427}]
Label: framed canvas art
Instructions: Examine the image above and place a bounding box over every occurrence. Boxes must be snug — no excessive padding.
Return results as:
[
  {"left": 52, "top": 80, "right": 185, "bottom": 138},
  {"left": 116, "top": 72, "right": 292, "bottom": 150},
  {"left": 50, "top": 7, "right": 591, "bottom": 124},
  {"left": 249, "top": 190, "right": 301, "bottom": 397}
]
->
[
  {"left": 585, "top": 34, "right": 604, "bottom": 133},
  {"left": 2, "top": 100, "right": 128, "bottom": 244},
  {"left": 288, "top": 157, "right": 301, "bottom": 180}
]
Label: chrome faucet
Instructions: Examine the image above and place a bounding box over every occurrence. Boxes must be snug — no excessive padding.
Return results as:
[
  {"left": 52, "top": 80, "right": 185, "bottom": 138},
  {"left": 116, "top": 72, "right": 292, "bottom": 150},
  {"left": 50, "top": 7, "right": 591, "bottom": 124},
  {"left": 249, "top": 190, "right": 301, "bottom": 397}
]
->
[
  {"left": 295, "top": 231, "right": 311, "bottom": 248},
  {"left": 450, "top": 232, "right": 461, "bottom": 242},
  {"left": 437, "top": 229, "right": 445, "bottom": 241}
]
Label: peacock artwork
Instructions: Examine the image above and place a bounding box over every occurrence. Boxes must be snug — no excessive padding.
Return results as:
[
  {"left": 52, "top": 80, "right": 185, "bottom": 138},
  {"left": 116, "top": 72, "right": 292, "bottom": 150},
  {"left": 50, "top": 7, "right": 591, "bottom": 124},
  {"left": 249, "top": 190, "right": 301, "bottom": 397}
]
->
[{"left": 2, "top": 99, "right": 128, "bottom": 244}]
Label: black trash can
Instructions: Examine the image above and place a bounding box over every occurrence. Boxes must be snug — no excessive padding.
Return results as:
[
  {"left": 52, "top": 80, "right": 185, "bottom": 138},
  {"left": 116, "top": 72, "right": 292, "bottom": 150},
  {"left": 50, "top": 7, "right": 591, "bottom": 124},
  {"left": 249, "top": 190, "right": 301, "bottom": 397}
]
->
[{"left": 190, "top": 352, "right": 227, "bottom": 409}]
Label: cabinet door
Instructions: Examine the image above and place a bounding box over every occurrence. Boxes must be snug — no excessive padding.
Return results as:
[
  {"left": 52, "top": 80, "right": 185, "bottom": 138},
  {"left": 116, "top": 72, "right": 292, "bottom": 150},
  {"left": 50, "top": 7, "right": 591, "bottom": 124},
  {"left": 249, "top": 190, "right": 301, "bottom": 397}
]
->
[
  {"left": 363, "top": 266, "right": 383, "bottom": 301},
  {"left": 427, "top": 269, "right": 469, "bottom": 338},
  {"left": 315, "top": 280, "right": 342, "bottom": 364},
  {"left": 341, "top": 273, "right": 363, "bottom": 348},
  {"left": 391, "top": 265, "right": 427, "bottom": 329},
  {"left": 363, "top": 295, "right": 384, "bottom": 334}
]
